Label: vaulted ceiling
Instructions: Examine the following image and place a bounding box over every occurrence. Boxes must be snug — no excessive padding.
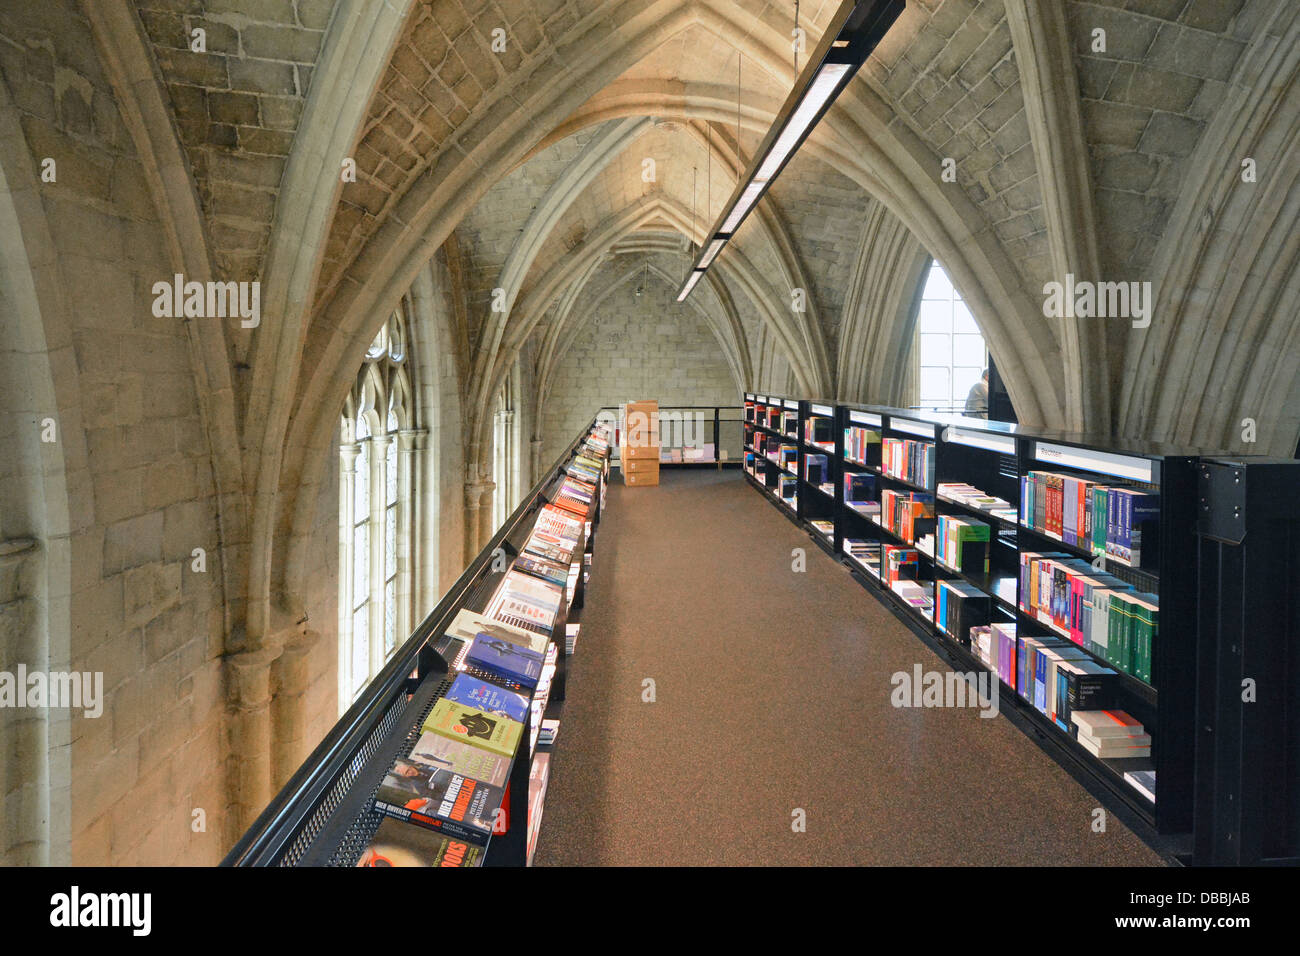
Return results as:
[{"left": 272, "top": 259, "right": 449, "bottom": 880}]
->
[{"left": 108, "top": 0, "right": 1299, "bottom": 642}]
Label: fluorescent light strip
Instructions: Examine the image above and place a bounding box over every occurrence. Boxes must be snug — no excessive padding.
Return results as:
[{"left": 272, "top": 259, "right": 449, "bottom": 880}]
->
[
  {"left": 721, "top": 180, "right": 767, "bottom": 234},
  {"left": 697, "top": 238, "right": 726, "bottom": 268},
  {"left": 755, "top": 62, "right": 851, "bottom": 183},
  {"left": 676, "top": 270, "right": 703, "bottom": 301}
]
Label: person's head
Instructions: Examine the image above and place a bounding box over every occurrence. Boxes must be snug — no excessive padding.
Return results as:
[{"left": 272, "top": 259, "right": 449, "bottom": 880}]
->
[{"left": 981, "top": 368, "right": 989, "bottom": 382}]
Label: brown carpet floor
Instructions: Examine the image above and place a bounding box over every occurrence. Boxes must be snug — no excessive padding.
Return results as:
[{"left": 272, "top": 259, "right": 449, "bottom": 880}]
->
[{"left": 531, "top": 467, "right": 1165, "bottom": 866}]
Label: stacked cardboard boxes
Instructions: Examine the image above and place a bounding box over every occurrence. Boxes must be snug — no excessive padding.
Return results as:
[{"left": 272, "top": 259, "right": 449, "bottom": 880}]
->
[{"left": 620, "top": 399, "right": 660, "bottom": 487}]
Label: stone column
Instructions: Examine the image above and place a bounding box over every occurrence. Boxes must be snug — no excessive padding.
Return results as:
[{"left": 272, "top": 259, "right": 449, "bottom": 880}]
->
[
  {"left": 226, "top": 647, "right": 277, "bottom": 837},
  {"left": 477, "top": 479, "right": 497, "bottom": 547},
  {"left": 270, "top": 628, "right": 320, "bottom": 791},
  {"left": 530, "top": 438, "right": 544, "bottom": 484}
]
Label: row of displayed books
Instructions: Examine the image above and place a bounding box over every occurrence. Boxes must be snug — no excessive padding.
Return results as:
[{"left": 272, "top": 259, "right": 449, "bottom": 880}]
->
[
  {"left": 357, "top": 423, "right": 611, "bottom": 867},
  {"left": 878, "top": 489, "right": 935, "bottom": 544},
  {"left": 804, "top": 416, "right": 834, "bottom": 447},
  {"left": 844, "top": 425, "right": 881, "bottom": 465},
  {"left": 881, "top": 437, "right": 935, "bottom": 489},
  {"left": 933, "top": 513, "right": 991, "bottom": 574},
  {"left": 1019, "top": 551, "right": 1158, "bottom": 683},
  {"left": 1020, "top": 470, "right": 1159, "bottom": 567}
]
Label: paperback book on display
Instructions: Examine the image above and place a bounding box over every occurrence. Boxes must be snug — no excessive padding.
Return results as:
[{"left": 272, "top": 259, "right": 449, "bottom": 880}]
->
[
  {"left": 373, "top": 757, "right": 502, "bottom": 845},
  {"left": 467, "top": 633, "right": 546, "bottom": 688},
  {"left": 356, "top": 817, "right": 483, "bottom": 867},
  {"left": 407, "top": 730, "right": 510, "bottom": 787},
  {"left": 443, "top": 608, "right": 549, "bottom": 654},
  {"left": 513, "top": 553, "right": 570, "bottom": 588},
  {"left": 487, "top": 568, "right": 563, "bottom": 635},
  {"left": 423, "top": 698, "right": 523, "bottom": 757},
  {"left": 444, "top": 673, "right": 530, "bottom": 723}
]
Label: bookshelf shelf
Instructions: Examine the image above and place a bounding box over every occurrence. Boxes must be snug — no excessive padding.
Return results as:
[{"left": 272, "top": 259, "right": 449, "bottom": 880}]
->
[{"left": 742, "top": 392, "right": 1225, "bottom": 854}]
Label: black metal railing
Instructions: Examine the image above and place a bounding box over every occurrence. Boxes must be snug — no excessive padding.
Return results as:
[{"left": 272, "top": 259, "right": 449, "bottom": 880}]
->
[
  {"left": 222, "top": 417, "right": 600, "bottom": 866},
  {"left": 597, "top": 404, "right": 744, "bottom": 465}
]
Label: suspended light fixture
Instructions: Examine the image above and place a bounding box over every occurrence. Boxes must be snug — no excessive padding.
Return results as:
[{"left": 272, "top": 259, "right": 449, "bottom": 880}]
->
[{"left": 677, "top": 0, "right": 904, "bottom": 302}]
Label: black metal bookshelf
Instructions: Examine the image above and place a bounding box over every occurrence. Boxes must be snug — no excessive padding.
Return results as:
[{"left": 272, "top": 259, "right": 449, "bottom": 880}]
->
[
  {"left": 743, "top": 391, "right": 1300, "bottom": 865},
  {"left": 223, "top": 420, "right": 611, "bottom": 867}
]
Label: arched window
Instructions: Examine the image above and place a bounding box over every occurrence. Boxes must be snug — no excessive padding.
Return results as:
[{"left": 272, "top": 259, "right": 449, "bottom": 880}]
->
[
  {"left": 914, "top": 261, "right": 988, "bottom": 414},
  {"left": 339, "top": 307, "right": 415, "bottom": 710}
]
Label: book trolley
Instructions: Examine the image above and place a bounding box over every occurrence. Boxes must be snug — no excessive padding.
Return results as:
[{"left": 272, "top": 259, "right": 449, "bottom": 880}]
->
[
  {"left": 223, "top": 419, "right": 610, "bottom": 867},
  {"left": 744, "top": 393, "right": 1300, "bottom": 865}
]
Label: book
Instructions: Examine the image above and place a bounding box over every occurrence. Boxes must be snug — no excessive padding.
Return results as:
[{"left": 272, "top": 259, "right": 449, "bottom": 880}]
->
[
  {"left": 406, "top": 730, "right": 510, "bottom": 787},
  {"left": 1070, "top": 709, "right": 1145, "bottom": 738},
  {"left": 526, "top": 753, "right": 552, "bottom": 866},
  {"left": 1077, "top": 732, "right": 1152, "bottom": 759},
  {"left": 443, "top": 673, "right": 530, "bottom": 723},
  {"left": 374, "top": 757, "right": 502, "bottom": 845},
  {"left": 467, "top": 633, "right": 545, "bottom": 688},
  {"left": 443, "top": 609, "right": 548, "bottom": 654},
  {"left": 513, "top": 553, "right": 569, "bottom": 588},
  {"left": 1124, "top": 769, "right": 1157, "bottom": 802},
  {"left": 356, "top": 817, "right": 483, "bottom": 867},
  {"left": 423, "top": 698, "right": 523, "bottom": 757}
]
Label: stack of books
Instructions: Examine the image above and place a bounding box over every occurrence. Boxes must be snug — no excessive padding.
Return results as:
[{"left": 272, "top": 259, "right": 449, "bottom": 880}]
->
[
  {"left": 565, "top": 623, "right": 579, "bottom": 655},
  {"left": 1071, "top": 710, "right": 1151, "bottom": 760},
  {"left": 538, "top": 718, "right": 559, "bottom": 747},
  {"left": 937, "top": 482, "right": 1016, "bottom": 523}
]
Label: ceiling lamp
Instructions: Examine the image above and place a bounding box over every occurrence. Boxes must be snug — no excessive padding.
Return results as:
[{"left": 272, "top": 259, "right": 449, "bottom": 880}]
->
[{"left": 677, "top": 0, "right": 904, "bottom": 302}]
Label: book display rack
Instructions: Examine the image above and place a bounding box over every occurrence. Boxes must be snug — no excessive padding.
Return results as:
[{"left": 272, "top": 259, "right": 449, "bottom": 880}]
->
[
  {"left": 744, "top": 392, "right": 1300, "bottom": 864},
  {"left": 224, "top": 421, "right": 611, "bottom": 868}
]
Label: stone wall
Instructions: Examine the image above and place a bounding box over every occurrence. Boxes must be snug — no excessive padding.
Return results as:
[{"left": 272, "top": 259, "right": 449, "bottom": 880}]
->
[
  {"left": 0, "top": 0, "right": 228, "bottom": 865},
  {"left": 540, "top": 274, "right": 740, "bottom": 463}
]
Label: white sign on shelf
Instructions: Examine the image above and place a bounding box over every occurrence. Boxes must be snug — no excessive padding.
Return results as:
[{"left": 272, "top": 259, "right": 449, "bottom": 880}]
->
[
  {"left": 757, "top": 395, "right": 767, "bottom": 403},
  {"left": 784, "top": 399, "right": 798, "bottom": 410},
  {"left": 1034, "top": 441, "right": 1157, "bottom": 483},
  {"left": 891, "top": 418, "right": 935, "bottom": 439},
  {"left": 811, "top": 403, "right": 833, "bottom": 416},
  {"left": 849, "top": 411, "right": 882, "bottom": 427},
  {"left": 945, "top": 427, "right": 1016, "bottom": 455}
]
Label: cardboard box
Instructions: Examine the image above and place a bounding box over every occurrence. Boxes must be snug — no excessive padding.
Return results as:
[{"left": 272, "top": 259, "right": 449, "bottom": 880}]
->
[
  {"left": 624, "top": 469, "right": 659, "bottom": 487},
  {"left": 623, "top": 457, "right": 658, "bottom": 475},
  {"left": 622, "top": 400, "right": 659, "bottom": 450},
  {"left": 623, "top": 443, "right": 661, "bottom": 461}
]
